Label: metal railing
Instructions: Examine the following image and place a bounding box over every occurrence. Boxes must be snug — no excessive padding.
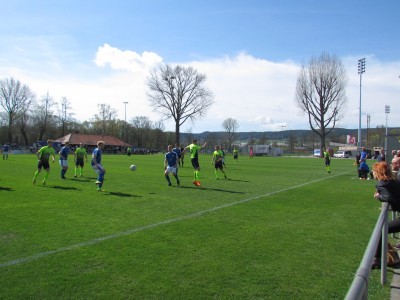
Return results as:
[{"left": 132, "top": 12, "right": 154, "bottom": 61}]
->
[{"left": 345, "top": 202, "right": 390, "bottom": 300}]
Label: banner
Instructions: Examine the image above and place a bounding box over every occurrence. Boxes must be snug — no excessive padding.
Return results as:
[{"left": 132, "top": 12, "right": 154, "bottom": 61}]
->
[{"left": 347, "top": 135, "right": 356, "bottom": 145}]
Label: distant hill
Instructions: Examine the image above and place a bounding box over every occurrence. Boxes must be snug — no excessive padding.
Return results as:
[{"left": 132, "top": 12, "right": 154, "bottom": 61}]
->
[{"left": 190, "top": 128, "right": 360, "bottom": 141}]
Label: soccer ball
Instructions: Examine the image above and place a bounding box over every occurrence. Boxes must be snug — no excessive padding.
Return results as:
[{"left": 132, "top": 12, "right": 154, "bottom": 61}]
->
[{"left": 130, "top": 164, "right": 136, "bottom": 171}]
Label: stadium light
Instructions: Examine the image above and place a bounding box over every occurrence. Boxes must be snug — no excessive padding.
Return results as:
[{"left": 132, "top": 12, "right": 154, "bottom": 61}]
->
[
  {"left": 357, "top": 58, "right": 366, "bottom": 148},
  {"left": 385, "top": 105, "right": 390, "bottom": 154},
  {"left": 281, "top": 124, "right": 286, "bottom": 142}
]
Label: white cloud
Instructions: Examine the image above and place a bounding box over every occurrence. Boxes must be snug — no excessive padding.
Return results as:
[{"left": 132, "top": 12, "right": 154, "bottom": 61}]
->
[{"left": 94, "top": 43, "right": 163, "bottom": 72}]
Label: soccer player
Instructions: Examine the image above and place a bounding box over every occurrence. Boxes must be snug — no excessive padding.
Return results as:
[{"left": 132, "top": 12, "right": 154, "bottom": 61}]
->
[
  {"left": 164, "top": 145, "right": 180, "bottom": 186},
  {"left": 233, "top": 147, "right": 239, "bottom": 163},
  {"left": 323, "top": 147, "right": 331, "bottom": 174},
  {"left": 220, "top": 146, "right": 227, "bottom": 169},
  {"left": 249, "top": 146, "right": 254, "bottom": 159},
  {"left": 172, "top": 143, "right": 182, "bottom": 173},
  {"left": 74, "top": 143, "right": 88, "bottom": 177},
  {"left": 32, "top": 139, "right": 56, "bottom": 185},
  {"left": 59, "top": 141, "right": 70, "bottom": 179},
  {"left": 184, "top": 139, "right": 207, "bottom": 186},
  {"left": 91, "top": 141, "right": 106, "bottom": 191},
  {"left": 211, "top": 145, "right": 227, "bottom": 179},
  {"left": 179, "top": 144, "right": 185, "bottom": 167},
  {"left": 2, "top": 143, "right": 10, "bottom": 160}
]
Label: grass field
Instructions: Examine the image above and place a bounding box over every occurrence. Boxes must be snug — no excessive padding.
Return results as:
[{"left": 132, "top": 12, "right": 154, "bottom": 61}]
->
[{"left": 0, "top": 153, "right": 391, "bottom": 299}]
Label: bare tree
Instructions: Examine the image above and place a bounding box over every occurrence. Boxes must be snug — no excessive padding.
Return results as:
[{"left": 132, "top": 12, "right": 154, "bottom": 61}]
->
[
  {"left": 91, "top": 104, "right": 118, "bottom": 136},
  {"left": 147, "top": 64, "right": 214, "bottom": 145},
  {"left": 30, "top": 92, "right": 57, "bottom": 141},
  {"left": 152, "top": 120, "right": 166, "bottom": 151},
  {"left": 0, "top": 77, "right": 35, "bottom": 142},
  {"left": 131, "top": 116, "right": 152, "bottom": 148},
  {"left": 295, "top": 53, "right": 348, "bottom": 155},
  {"left": 58, "top": 97, "right": 75, "bottom": 136},
  {"left": 222, "top": 118, "right": 239, "bottom": 151}
]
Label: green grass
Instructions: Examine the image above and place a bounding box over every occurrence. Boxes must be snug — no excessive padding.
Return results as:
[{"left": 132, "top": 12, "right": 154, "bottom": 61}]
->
[{"left": 0, "top": 153, "right": 391, "bottom": 299}]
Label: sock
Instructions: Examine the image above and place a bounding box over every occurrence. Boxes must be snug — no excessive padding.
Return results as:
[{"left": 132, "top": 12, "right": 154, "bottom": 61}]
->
[
  {"left": 195, "top": 170, "right": 199, "bottom": 180},
  {"left": 214, "top": 169, "right": 218, "bottom": 178},
  {"left": 165, "top": 174, "right": 171, "bottom": 184},
  {"left": 44, "top": 172, "right": 49, "bottom": 181},
  {"left": 74, "top": 167, "right": 77, "bottom": 176},
  {"left": 33, "top": 171, "right": 39, "bottom": 180}
]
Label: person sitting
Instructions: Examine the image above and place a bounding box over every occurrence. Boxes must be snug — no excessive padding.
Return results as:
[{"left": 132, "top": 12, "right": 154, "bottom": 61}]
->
[{"left": 371, "top": 162, "right": 400, "bottom": 268}]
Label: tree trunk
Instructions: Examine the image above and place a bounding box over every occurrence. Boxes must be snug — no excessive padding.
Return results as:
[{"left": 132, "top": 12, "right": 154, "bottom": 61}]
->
[{"left": 175, "top": 120, "right": 180, "bottom": 145}]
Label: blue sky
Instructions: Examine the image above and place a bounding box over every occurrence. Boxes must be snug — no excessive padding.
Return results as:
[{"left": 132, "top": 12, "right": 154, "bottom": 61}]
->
[{"left": 1, "top": 1, "right": 399, "bottom": 134}]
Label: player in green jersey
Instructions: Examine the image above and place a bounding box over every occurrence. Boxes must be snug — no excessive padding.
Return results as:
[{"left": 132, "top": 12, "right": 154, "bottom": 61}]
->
[
  {"left": 184, "top": 139, "right": 207, "bottom": 186},
  {"left": 323, "top": 147, "right": 331, "bottom": 174},
  {"left": 233, "top": 147, "right": 239, "bottom": 163},
  {"left": 211, "top": 145, "right": 227, "bottom": 179},
  {"left": 74, "top": 143, "right": 88, "bottom": 177},
  {"left": 32, "top": 139, "right": 56, "bottom": 185}
]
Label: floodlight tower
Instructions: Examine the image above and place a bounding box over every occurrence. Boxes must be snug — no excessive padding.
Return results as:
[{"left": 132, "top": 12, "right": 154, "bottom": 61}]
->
[{"left": 357, "top": 58, "right": 366, "bottom": 148}]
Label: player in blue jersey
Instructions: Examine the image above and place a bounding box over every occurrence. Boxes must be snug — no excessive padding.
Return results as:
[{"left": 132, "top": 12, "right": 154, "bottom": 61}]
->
[
  {"left": 91, "top": 141, "right": 106, "bottom": 191},
  {"left": 172, "top": 143, "right": 182, "bottom": 174},
  {"left": 164, "top": 145, "right": 180, "bottom": 186},
  {"left": 59, "top": 141, "right": 70, "bottom": 179},
  {"left": 2, "top": 143, "right": 10, "bottom": 160}
]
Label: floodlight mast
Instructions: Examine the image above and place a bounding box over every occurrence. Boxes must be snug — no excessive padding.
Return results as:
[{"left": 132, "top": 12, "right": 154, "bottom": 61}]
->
[{"left": 357, "top": 58, "right": 366, "bottom": 148}]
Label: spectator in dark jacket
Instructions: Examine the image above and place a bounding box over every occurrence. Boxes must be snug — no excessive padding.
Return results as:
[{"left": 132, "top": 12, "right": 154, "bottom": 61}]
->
[{"left": 371, "top": 162, "right": 400, "bottom": 268}]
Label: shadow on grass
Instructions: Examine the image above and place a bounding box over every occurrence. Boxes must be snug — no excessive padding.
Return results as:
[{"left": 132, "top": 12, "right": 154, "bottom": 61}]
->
[
  {"left": 226, "top": 178, "right": 251, "bottom": 183},
  {"left": 179, "top": 186, "right": 245, "bottom": 194},
  {"left": 42, "top": 185, "right": 80, "bottom": 190},
  {"left": 70, "top": 178, "right": 96, "bottom": 183},
  {"left": 105, "top": 191, "right": 142, "bottom": 198},
  {"left": 0, "top": 186, "right": 13, "bottom": 191}
]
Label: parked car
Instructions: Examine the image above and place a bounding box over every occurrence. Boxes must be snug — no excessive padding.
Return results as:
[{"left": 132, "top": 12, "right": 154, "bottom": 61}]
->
[{"left": 333, "top": 150, "right": 352, "bottom": 158}]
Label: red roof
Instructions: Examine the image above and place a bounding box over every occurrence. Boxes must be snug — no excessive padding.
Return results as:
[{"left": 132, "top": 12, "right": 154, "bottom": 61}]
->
[{"left": 55, "top": 133, "right": 130, "bottom": 147}]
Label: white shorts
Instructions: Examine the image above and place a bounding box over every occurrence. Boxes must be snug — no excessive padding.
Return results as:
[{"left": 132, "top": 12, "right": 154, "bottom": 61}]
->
[
  {"left": 59, "top": 159, "right": 68, "bottom": 167},
  {"left": 165, "top": 166, "right": 177, "bottom": 175},
  {"left": 92, "top": 164, "right": 105, "bottom": 173}
]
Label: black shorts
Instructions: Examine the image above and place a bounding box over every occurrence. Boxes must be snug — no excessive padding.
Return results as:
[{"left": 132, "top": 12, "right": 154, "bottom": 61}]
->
[
  {"left": 191, "top": 158, "right": 200, "bottom": 169},
  {"left": 234, "top": 154, "right": 238, "bottom": 159},
  {"left": 75, "top": 159, "right": 84, "bottom": 167},
  {"left": 38, "top": 160, "right": 50, "bottom": 170},
  {"left": 214, "top": 161, "right": 223, "bottom": 170}
]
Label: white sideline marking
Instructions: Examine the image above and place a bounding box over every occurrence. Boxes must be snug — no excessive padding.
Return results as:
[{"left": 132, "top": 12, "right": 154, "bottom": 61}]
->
[{"left": 0, "top": 171, "right": 351, "bottom": 268}]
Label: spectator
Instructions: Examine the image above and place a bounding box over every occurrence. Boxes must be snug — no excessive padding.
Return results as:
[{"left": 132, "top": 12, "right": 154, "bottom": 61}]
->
[
  {"left": 392, "top": 156, "right": 400, "bottom": 181},
  {"left": 377, "top": 149, "right": 386, "bottom": 162},
  {"left": 371, "top": 162, "right": 400, "bottom": 268}
]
